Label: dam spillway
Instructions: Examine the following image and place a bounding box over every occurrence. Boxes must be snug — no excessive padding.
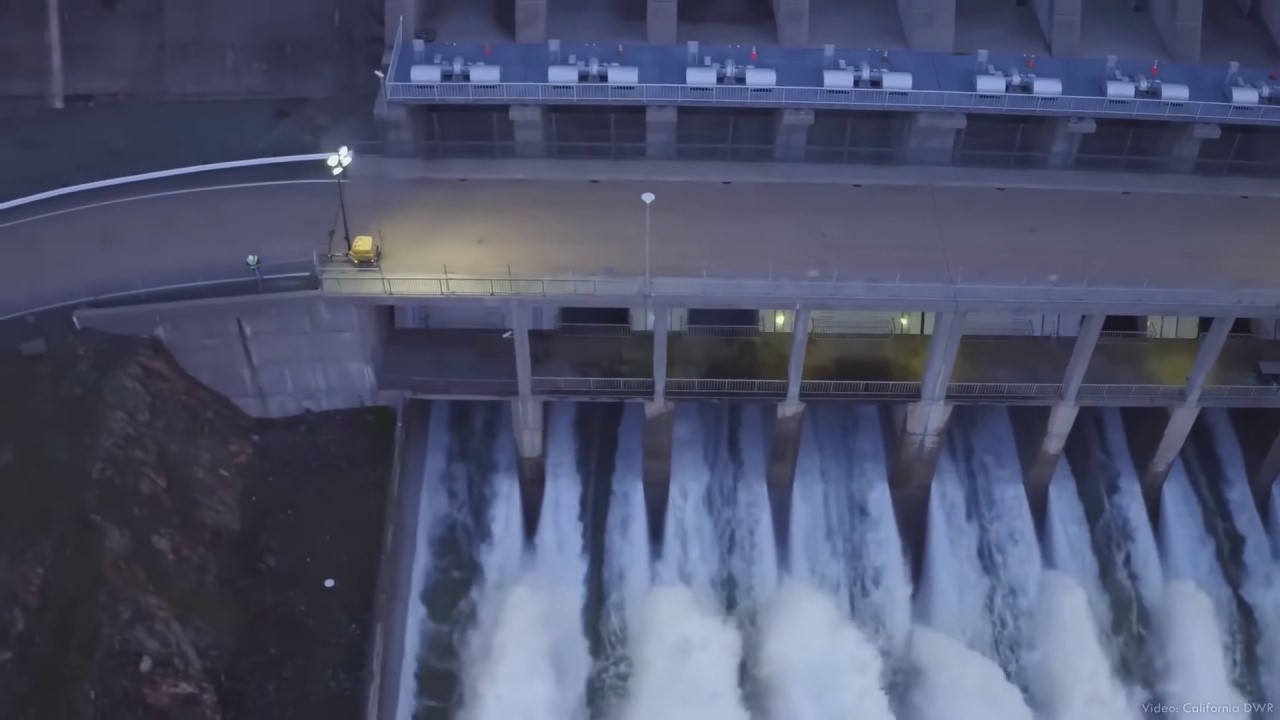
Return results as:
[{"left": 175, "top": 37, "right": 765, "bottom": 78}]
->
[{"left": 392, "top": 399, "right": 1280, "bottom": 720}]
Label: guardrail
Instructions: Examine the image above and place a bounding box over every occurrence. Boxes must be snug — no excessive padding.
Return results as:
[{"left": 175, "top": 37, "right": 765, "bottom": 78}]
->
[
  {"left": 384, "top": 80, "right": 1280, "bottom": 127},
  {"left": 0, "top": 153, "right": 329, "bottom": 211}
]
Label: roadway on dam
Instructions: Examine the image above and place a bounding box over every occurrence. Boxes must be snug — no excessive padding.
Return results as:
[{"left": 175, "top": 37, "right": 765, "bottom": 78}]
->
[{"left": 4, "top": 165, "right": 1280, "bottom": 317}]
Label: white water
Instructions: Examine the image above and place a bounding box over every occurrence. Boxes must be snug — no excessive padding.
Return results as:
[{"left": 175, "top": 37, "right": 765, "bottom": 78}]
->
[
  {"left": 790, "top": 405, "right": 912, "bottom": 655},
  {"left": 758, "top": 580, "right": 896, "bottom": 720},
  {"left": 907, "top": 625, "right": 1034, "bottom": 720},
  {"left": 1031, "top": 571, "right": 1141, "bottom": 720},
  {"left": 1160, "top": 581, "right": 1249, "bottom": 719},
  {"left": 1096, "top": 410, "right": 1165, "bottom": 610},
  {"left": 1202, "top": 410, "right": 1280, "bottom": 705},
  {"left": 462, "top": 405, "right": 590, "bottom": 720},
  {"left": 621, "top": 585, "right": 750, "bottom": 720},
  {"left": 1043, "top": 466, "right": 1113, "bottom": 642}
]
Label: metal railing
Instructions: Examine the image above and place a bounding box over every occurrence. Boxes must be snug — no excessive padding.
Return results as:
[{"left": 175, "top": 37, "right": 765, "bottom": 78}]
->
[
  {"left": 947, "top": 382, "right": 1064, "bottom": 400},
  {"left": 556, "top": 323, "right": 636, "bottom": 335},
  {"left": 532, "top": 377, "right": 654, "bottom": 394},
  {"left": 800, "top": 380, "right": 922, "bottom": 397},
  {"left": 679, "top": 324, "right": 765, "bottom": 337},
  {"left": 385, "top": 80, "right": 1280, "bottom": 127}
]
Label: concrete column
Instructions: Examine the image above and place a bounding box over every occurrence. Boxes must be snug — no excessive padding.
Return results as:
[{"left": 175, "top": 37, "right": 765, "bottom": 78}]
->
[
  {"left": 1149, "top": 0, "right": 1203, "bottom": 62},
  {"left": 642, "top": 401, "right": 674, "bottom": 551},
  {"left": 646, "top": 106, "right": 677, "bottom": 159},
  {"left": 774, "top": 0, "right": 810, "bottom": 46},
  {"left": 510, "top": 105, "right": 547, "bottom": 158},
  {"left": 512, "top": 397, "right": 546, "bottom": 539},
  {"left": 1032, "top": 0, "right": 1082, "bottom": 57},
  {"left": 785, "top": 307, "right": 811, "bottom": 403},
  {"left": 775, "top": 109, "right": 814, "bottom": 162},
  {"left": 900, "top": 112, "right": 966, "bottom": 165},
  {"left": 515, "top": 0, "right": 548, "bottom": 42},
  {"left": 920, "top": 311, "right": 965, "bottom": 401},
  {"left": 45, "top": 0, "right": 64, "bottom": 109},
  {"left": 767, "top": 401, "right": 806, "bottom": 565},
  {"left": 1021, "top": 314, "right": 1105, "bottom": 524},
  {"left": 653, "top": 306, "right": 669, "bottom": 404},
  {"left": 376, "top": 90, "right": 419, "bottom": 157},
  {"left": 1038, "top": 117, "right": 1095, "bottom": 169},
  {"left": 896, "top": 0, "right": 956, "bottom": 51},
  {"left": 648, "top": 0, "right": 678, "bottom": 44},
  {"left": 1229, "top": 408, "right": 1280, "bottom": 518},
  {"left": 511, "top": 301, "right": 533, "bottom": 398},
  {"left": 1260, "top": 0, "right": 1280, "bottom": 51},
  {"left": 1138, "top": 315, "right": 1233, "bottom": 518},
  {"left": 1162, "top": 123, "right": 1220, "bottom": 173}
]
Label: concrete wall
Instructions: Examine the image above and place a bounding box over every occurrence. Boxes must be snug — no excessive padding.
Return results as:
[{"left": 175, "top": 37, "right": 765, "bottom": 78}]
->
[
  {"left": 2, "top": 0, "right": 372, "bottom": 99},
  {"left": 75, "top": 294, "right": 390, "bottom": 418}
]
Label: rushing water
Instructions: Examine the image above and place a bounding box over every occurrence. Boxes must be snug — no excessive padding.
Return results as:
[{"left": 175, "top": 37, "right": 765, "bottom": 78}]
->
[{"left": 398, "top": 401, "right": 1279, "bottom": 720}]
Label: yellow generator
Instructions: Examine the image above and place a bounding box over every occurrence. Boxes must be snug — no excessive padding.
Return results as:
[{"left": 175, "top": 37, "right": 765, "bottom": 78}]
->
[{"left": 348, "top": 235, "right": 381, "bottom": 266}]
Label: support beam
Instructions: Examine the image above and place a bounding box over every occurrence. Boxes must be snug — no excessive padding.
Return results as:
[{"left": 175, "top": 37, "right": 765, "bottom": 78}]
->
[
  {"left": 1162, "top": 122, "right": 1221, "bottom": 173},
  {"left": 896, "top": 0, "right": 956, "bottom": 51},
  {"left": 1023, "top": 313, "right": 1104, "bottom": 527},
  {"left": 515, "top": 0, "right": 548, "bottom": 42},
  {"left": 642, "top": 401, "right": 674, "bottom": 551},
  {"left": 1149, "top": 0, "right": 1203, "bottom": 62},
  {"left": 920, "top": 311, "right": 965, "bottom": 402},
  {"left": 900, "top": 112, "right": 966, "bottom": 165},
  {"left": 774, "top": 0, "right": 810, "bottom": 46},
  {"left": 785, "top": 307, "right": 811, "bottom": 403},
  {"left": 1137, "top": 315, "right": 1233, "bottom": 520},
  {"left": 775, "top": 109, "right": 814, "bottom": 162},
  {"left": 46, "top": 0, "right": 64, "bottom": 110},
  {"left": 1230, "top": 408, "right": 1280, "bottom": 519},
  {"left": 646, "top": 106, "right": 677, "bottom": 159},
  {"left": 1038, "top": 117, "right": 1095, "bottom": 169},
  {"left": 509, "top": 105, "right": 547, "bottom": 158},
  {"left": 648, "top": 0, "right": 678, "bottom": 44},
  {"left": 511, "top": 301, "right": 533, "bottom": 398},
  {"left": 1032, "top": 0, "right": 1082, "bottom": 57},
  {"left": 652, "top": 306, "right": 669, "bottom": 404}
]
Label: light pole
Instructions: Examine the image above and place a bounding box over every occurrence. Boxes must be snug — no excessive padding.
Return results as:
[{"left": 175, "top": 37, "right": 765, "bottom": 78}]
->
[
  {"left": 246, "top": 254, "right": 262, "bottom": 289},
  {"left": 641, "top": 192, "right": 655, "bottom": 295},
  {"left": 327, "top": 146, "right": 354, "bottom": 252}
]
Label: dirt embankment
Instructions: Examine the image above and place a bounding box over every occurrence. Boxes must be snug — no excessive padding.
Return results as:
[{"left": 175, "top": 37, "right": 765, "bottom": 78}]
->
[{"left": 0, "top": 333, "right": 394, "bottom": 720}]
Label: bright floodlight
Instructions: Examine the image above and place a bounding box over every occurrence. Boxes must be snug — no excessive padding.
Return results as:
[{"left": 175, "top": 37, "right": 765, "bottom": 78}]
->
[
  {"left": 328, "top": 146, "right": 354, "bottom": 175},
  {"left": 641, "top": 192, "right": 655, "bottom": 204}
]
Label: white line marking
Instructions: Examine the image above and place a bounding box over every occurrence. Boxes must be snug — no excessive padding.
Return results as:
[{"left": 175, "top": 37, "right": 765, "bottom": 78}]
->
[{"left": 0, "top": 180, "right": 331, "bottom": 229}]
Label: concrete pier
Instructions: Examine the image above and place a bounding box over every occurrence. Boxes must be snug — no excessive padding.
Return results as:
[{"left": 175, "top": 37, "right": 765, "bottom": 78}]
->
[
  {"left": 775, "top": 109, "right": 814, "bottom": 162},
  {"left": 765, "top": 307, "right": 811, "bottom": 561},
  {"left": 1021, "top": 313, "right": 1104, "bottom": 528},
  {"left": 1039, "top": 117, "right": 1095, "bottom": 170},
  {"left": 1031, "top": 0, "right": 1082, "bottom": 57},
  {"left": 1134, "top": 315, "right": 1233, "bottom": 522},
  {"left": 1230, "top": 408, "right": 1280, "bottom": 518},
  {"left": 1149, "top": 0, "right": 1203, "bottom": 62},
  {"left": 510, "top": 105, "right": 547, "bottom": 158},
  {"left": 648, "top": 0, "right": 678, "bottom": 44},
  {"left": 513, "top": 397, "right": 546, "bottom": 539},
  {"left": 1163, "top": 122, "right": 1220, "bottom": 173},
  {"left": 642, "top": 400, "right": 674, "bottom": 550},
  {"left": 515, "top": 0, "right": 548, "bottom": 43},
  {"left": 653, "top": 305, "right": 670, "bottom": 404},
  {"left": 900, "top": 112, "right": 966, "bottom": 165},
  {"left": 897, "top": 0, "right": 956, "bottom": 51},
  {"left": 773, "top": 0, "right": 810, "bottom": 46},
  {"left": 646, "top": 107, "right": 677, "bottom": 160}
]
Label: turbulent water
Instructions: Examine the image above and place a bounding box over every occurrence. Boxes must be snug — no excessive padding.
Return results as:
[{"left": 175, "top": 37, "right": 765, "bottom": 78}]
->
[{"left": 398, "top": 401, "right": 1280, "bottom": 720}]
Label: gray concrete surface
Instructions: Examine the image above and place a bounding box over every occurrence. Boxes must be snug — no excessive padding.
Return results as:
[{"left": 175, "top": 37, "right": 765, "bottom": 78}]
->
[{"left": 73, "top": 293, "right": 389, "bottom": 417}]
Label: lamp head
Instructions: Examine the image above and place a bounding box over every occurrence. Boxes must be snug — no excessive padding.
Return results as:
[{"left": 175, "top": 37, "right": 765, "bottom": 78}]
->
[{"left": 641, "top": 192, "right": 655, "bottom": 204}]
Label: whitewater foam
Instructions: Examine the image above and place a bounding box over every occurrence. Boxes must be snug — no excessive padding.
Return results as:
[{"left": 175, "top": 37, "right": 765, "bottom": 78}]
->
[
  {"left": 1159, "top": 581, "right": 1248, "bottom": 719},
  {"left": 907, "top": 625, "right": 1034, "bottom": 720},
  {"left": 758, "top": 580, "right": 895, "bottom": 720}
]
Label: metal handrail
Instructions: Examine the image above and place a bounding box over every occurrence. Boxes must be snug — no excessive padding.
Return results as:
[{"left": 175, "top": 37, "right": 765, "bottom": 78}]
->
[
  {"left": 532, "top": 377, "right": 653, "bottom": 393},
  {"left": 801, "top": 380, "right": 922, "bottom": 396},
  {"left": 383, "top": 80, "right": 1280, "bottom": 128},
  {"left": 947, "top": 382, "right": 1064, "bottom": 399}
]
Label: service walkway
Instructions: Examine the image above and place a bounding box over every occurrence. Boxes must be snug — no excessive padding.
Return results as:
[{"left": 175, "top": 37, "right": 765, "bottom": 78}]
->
[{"left": 379, "top": 328, "right": 1280, "bottom": 406}]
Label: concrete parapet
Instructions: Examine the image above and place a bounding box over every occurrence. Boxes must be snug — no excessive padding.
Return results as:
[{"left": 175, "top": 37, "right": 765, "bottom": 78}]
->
[
  {"left": 646, "top": 106, "right": 678, "bottom": 160},
  {"left": 1032, "top": 0, "right": 1082, "bottom": 57},
  {"left": 900, "top": 112, "right": 966, "bottom": 165},
  {"left": 775, "top": 109, "right": 814, "bottom": 162},
  {"left": 512, "top": 397, "right": 546, "bottom": 540},
  {"left": 642, "top": 400, "right": 674, "bottom": 551},
  {"left": 896, "top": 0, "right": 956, "bottom": 51},
  {"left": 509, "top": 105, "right": 547, "bottom": 158},
  {"left": 766, "top": 400, "right": 805, "bottom": 562},
  {"left": 1149, "top": 0, "right": 1203, "bottom": 62},
  {"left": 648, "top": 0, "right": 678, "bottom": 44},
  {"left": 889, "top": 400, "right": 953, "bottom": 573}
]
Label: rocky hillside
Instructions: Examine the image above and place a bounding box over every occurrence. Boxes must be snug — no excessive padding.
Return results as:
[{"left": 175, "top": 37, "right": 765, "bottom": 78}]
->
[{"left": 0, "top": 333, "right": 394, "bottom": 719}]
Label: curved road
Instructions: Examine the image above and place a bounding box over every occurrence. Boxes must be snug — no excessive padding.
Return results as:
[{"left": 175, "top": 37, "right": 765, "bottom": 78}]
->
[{"left": 3, "top": 166, "right": 1279, "bottom": 317}]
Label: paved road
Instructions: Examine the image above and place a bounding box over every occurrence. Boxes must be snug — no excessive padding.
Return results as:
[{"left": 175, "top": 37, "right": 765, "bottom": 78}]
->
[{"left": 3, "top": 173, "right": 1278, "bottom": 317}]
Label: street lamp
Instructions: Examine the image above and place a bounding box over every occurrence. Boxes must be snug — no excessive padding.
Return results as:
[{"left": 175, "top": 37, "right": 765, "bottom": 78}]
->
[
  {"left": 327, "top": 146, "right": 354, "bottom": 251},
  {"left": 641, "top": 192, "right": 655, "bottom": 295}
]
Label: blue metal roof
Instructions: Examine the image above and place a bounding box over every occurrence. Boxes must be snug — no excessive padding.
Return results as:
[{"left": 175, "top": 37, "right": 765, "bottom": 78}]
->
[{"left": 385, "top": 35, "right": 1280, "bottom": 127}]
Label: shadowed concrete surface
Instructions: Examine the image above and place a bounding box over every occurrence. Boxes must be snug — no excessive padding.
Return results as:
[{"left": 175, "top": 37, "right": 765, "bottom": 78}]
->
[{"left": 8, "top": 176, "right": 1280, "bottom": 318}]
